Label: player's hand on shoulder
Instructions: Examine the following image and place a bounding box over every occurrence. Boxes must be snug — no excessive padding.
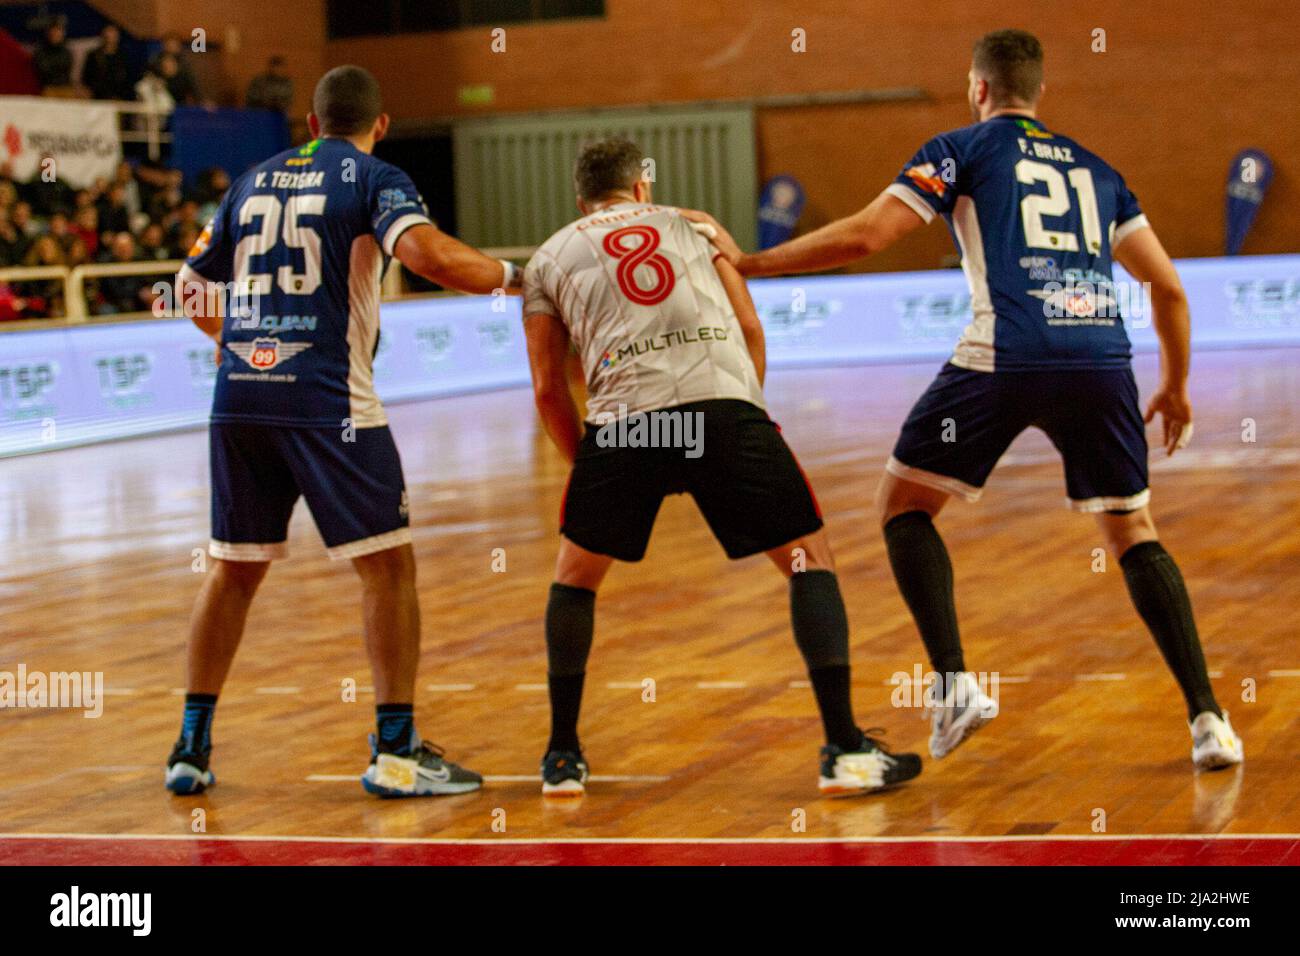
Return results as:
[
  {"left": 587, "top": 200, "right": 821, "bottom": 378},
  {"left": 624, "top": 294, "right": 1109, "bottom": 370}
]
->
[
  {"left": 678, "top": 208, "right": 743, "bottom": 269},
  {"left": 1144, "top": 383, "right": 1193, "bottom": 456}
]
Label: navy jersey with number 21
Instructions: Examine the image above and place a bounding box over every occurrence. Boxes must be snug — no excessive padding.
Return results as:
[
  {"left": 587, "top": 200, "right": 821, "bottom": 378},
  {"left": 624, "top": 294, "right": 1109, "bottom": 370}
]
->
[{"left": 885, "top": 115, "right": 1150, "bottom": 372}]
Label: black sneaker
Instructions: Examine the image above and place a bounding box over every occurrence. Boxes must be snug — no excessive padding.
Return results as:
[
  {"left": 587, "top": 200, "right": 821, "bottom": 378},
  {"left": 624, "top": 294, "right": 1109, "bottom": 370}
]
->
[
  {"left": 818, "top": 729, "right": 922, "bottom": 796},
  {"left": 165, "top": 739, "right": 214, "bottom": 795},
  {"left": 541, "top": 749, "right": 589, "bottom": 797},
  {"left": 361, "top": 734, "right": 483, "bottom": 797}
]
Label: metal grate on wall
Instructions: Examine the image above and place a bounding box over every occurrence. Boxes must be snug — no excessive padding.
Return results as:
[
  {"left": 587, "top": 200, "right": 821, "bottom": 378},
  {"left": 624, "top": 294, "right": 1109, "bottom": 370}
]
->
[{"left": 452, "top": 106, "right": 757, "bottom": 252}]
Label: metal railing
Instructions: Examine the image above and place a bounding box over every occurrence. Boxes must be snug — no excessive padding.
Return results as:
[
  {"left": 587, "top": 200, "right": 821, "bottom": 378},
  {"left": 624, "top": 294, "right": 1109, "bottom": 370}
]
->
[{"left": 0, "top": 246, "right": 539, "bottom": 331}]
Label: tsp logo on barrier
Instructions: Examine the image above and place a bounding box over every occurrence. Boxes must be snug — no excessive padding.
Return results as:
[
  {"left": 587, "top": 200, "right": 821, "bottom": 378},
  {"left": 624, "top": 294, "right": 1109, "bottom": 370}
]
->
[
  {"left": 228, "top": 337, "right": 312, "bottom": 371},
  {"left": 0, "top": 362, "right": 56, "bottom": 404},
  {"left": 95, "top": 354, "right": 151, "bottom": 394}
]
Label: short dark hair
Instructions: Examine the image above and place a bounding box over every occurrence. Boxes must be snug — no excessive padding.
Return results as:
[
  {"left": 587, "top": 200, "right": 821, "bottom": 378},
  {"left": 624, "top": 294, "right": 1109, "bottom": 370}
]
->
[
  {"left": 574, "top": 137, "right": 644, "bottom": 202},
  {"left": 312, "top": 65, "right": 382, "bottom": 137},
  {"left": 972, "top": 29, "right": 1044, "bottom": 106}
]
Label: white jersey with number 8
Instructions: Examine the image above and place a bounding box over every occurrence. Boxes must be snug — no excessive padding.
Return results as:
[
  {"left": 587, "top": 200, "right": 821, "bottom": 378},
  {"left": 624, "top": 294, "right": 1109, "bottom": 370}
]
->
[{"left": 522, "top": 202, "right": 765, "bottom": 421}]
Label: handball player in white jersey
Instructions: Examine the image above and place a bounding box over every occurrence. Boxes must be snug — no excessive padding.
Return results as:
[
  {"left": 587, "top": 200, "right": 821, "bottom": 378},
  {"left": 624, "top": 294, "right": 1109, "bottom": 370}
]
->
[{"left": 521, "top": 138, "right": 922, "bottom": 797}]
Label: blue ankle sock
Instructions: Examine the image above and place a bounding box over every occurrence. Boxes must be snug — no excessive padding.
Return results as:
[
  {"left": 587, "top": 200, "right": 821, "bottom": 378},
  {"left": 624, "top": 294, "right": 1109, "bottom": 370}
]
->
[
  {"left": 376, "top": 703, "right": 415, "bottom": 755},
  {"left": 180, "top": 693, "right": 217, "bottom": 753}
]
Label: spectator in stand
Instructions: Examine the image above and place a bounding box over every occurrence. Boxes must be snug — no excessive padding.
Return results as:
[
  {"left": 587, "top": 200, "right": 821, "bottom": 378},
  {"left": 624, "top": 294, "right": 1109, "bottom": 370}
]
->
[
  {"left": 82, "top": 24, "right": 134, "bottom": 101},
  {"left": 166, "top": 198, "right": 200, "bottom": 245},
  {"left": 172, "top": 222, "right": 200, "bottom": 260},
  {"left": 151, "top": 34, "right": 200, "bottom": 106},
  {"left": 20, "top": 234, "right": 67, "bottom": 317},
  {"left": 33, "top": 17, "right": 73, "bottom": 92},
  {"left": 136, "top": 56, "right": 177, "bottom": 115},
  {"left": 9, "top": 201, "right": 36, "bottom": 261},
  {"left": 46, "top": 210, "right": 71, "bottom": 249},
  {"left": 0, "top": 204, "right": 20, "bottom": 267},
  {"left": 71, "top": 206, "right": 100, "bottom": 258},
  {"left": 96, "top": 183, "right": 132, "bottom": 237},
  {"left": 246, "top": 56, "right": 294, "bottom": 114},
  {"left": 139, "top": 221, "right": 170, "bottom": 261},
  {"left": 195, "top": 167, "right": 231, "bottom": 223},
  {"left": 21, "top": 157, "right": 75, "bottom": 217},
  {"left": 109, "top": 162, "right": 143, "bottom": 219},
  {"left": 94, "top": 232, "right": 151, "bottom": 315}
]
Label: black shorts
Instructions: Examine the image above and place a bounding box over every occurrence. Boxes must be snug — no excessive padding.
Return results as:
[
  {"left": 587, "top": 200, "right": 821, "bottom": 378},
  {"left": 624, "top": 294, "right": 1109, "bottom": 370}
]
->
[
  {"left": 888, "top": 363, "right": 1150, "bottom": 513},
  {"left": 561, "top": 399, "right": 824, "bottom": 561}
]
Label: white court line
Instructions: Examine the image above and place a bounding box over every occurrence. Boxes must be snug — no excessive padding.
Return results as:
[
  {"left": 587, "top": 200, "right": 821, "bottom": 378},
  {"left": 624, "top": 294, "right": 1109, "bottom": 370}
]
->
[
  {"left": 2, "top": 831, "right": 1294, "bottom": 846},
  {"left": 427, "top": 684, "right": 476, "bottom": 692},
  {"left": 697, "top": 681, "right": 747, "bottom": 689},
  {"left": 788, "top": 680, "right": 810, "bottom": 689},
  {"left": 515, "top": 683, "right": 548, "bottom": 692},
  {"left": 606, "top": 682, "right": 644, "bottom": 689},
  {"left": 1075, "top": 673, "right": 1127, "bottom": 682},
  {"left": 255, "top": 687, "right": 301, "bottom": 695},
  {"left": 102, "top": 688, "right": 136, "bottom": 696},
  {"left": 1268, "top": 669, "right": 1300, "bottom": 678},
  {"left": 304, "top": 774, "right": 669, "bottom": 784}
]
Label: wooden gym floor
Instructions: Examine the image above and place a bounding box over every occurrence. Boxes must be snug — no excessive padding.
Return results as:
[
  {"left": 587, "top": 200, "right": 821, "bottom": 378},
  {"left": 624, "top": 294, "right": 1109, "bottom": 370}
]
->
[{"left": 1, "top": 348, "right": 1297, "bottom": 865}]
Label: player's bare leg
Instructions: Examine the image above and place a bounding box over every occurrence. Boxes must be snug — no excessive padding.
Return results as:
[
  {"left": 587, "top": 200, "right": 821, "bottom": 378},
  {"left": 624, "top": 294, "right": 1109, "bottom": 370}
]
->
[
  {"left": 877, "top": 471, "right": 996, "bottom": 759},
  {"left": 353, "top": 542, "right": 482, "bottom": 797},
  {"left": 1096, "top": 506, "right": 1241, "bottom": 769},
  {"left": 540, "top": 536, "right": 614, "bottom": 796},
  {"left": 765, "top": 529, "right": 922, "bottom": 794},
  {"left": 166, "top": 557, "right": 269, "bottom": 794},
  {"left": 354, "top": 543, "right": 420, "bottom": 706}
]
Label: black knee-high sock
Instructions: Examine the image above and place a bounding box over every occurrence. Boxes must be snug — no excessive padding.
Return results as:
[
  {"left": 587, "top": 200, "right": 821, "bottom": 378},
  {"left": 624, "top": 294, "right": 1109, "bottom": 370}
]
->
[
  {"left": 1120, "top": 541, "right": 1220, "bottom": 721},
  {"left": 883, "top": 511, "right": 964, "bottom": 695},
  {"left": 545, "top": 582, "right": 596, "bottom": 753},
  {"left": 790, "top": 569, "right": 860, "bottom": 751}
]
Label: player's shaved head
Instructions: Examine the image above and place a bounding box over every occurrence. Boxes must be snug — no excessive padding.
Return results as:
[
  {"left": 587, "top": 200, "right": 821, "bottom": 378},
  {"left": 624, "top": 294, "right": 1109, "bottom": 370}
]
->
[
  {"left": 972, "top": 29, "right": 1044, "bottom": 107},
  {"left": 574, "top": 138, "right": 644, "bottom": 203},
  {"left": 313, "top": 65, "right": 383, "bottom": 136}
]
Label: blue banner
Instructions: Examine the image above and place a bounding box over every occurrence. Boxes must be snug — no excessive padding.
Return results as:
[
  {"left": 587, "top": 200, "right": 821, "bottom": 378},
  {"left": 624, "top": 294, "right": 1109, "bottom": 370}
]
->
[
  {"left": 2, "top": 255, "right": 1299, "bottom": 456},
  {"left": 757, "top": 175, "right": 805, "bottom": 249},
  {"left": 1225, "top": 149, "right": 1273, "bottom": 255},
  {"left": 170, "top": 107, "right": 291, "bottom": 189}
]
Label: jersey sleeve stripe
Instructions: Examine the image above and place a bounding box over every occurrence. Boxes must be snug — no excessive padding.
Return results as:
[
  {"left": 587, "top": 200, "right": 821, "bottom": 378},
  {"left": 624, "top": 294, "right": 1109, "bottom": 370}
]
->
[
  {"left": 1112, "top": 213, "right": 1150, "bottom": 250},
  {"left": 177, "top": 262, "right": 213, "bottom": 287},
  {"left": 885, "top": 183, "right": 937, "bottom": 224},
  {"left": 382, "top": 213, "right": 433, "bottom": 256}
]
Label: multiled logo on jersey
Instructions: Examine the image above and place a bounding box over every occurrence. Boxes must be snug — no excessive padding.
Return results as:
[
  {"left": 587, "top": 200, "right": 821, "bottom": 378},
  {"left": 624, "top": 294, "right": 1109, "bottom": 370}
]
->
[
  {"left": 605, "top": 327, "right": 731, "bottom": 366},
  {"left": 227, "top": 337, "right": 312, "bottom": 371}
]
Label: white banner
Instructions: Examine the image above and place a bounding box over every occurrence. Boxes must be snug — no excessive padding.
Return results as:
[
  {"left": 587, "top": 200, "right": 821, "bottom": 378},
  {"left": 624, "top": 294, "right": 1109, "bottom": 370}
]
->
[{"left": 0, "top": 96, "right": 122, "bottom": 189}]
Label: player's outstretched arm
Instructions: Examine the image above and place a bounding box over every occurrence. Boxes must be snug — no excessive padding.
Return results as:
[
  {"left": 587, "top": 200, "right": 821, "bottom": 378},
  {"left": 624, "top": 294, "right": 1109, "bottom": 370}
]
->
[
  {"left": 1114, "top": 225, "right": 1193, "bottom": 456},
  {"left": 681, "top": 190, "right": 926, "bottom": 278},
  {"left": 713, "top": 255, "right": 766, "bottom": 386},
  {"left": 394, "top": 223, "right": 523, "bottom": 296},
  {"left": 523, "top": 312, "right": 583, "bottom": 462}
]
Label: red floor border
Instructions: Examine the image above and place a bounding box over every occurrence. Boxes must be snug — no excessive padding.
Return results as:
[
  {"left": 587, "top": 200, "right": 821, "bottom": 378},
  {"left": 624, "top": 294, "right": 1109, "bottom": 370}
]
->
[{"left": 2, "top": 835, "right": 1296, "bottom": 866}]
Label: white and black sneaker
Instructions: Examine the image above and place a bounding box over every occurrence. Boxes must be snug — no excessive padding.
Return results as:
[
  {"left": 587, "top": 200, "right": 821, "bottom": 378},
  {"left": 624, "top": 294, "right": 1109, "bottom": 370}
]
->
[
  {"left": 928, "top": 671, "right": 998, "bottom": 760},
  {"left": 541, "top": 749, "right": 589, "bottom": 797},
  {"left": 1190, "top": 711, "right": 1243, "bottom": 771},
  {"left": 361, "top": 733, "right": 483, "bottom": 797},
  {"left": 819, "top": 730, "right": 922, "bottom": 796}
]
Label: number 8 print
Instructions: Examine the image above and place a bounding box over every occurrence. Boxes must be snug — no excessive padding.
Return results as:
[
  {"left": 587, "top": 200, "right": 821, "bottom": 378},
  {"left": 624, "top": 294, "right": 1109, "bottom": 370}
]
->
[{"left": 603, "top": 225, "right": 675, "bottom": 305}]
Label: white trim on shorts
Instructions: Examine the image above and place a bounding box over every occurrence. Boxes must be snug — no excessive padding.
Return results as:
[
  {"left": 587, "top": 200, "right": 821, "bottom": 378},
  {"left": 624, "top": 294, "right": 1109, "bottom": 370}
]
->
[
  {"left": 209, "top": 539, "right": 289, "bottom": 562},
  {"left": 325, "top": 527, "right": 413, "bottom": 561},
  {"left": 1068, "top": 489, "right": 1151, "bottom": 514},
  {"left": 885, "top": 456, "right": 984, "bottom": 503}
]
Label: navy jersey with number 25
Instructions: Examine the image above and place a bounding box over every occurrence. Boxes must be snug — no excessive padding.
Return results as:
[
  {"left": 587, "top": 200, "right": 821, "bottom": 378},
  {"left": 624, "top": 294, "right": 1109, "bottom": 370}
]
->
[
  {"left": 181, "top": 137, "right": 432, "bottom": 427},
  {"left": 886, "top": 115, "right": 1149, "bottom": 372}
]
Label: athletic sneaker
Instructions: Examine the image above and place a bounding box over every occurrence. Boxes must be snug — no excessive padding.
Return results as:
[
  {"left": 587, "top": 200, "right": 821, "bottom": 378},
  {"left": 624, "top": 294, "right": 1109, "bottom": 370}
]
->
[
  {"left": 1190, "top": 711, "right": 1243, "bottom": 771},
  {"left": 165, "top": 741, "right": 215, "bottom": 795},
  {"left": 928, "top": 670, "right": 999, "bottom": 760},
  {"left": 819, "top": 730, "right": 923, "bottom": 796},
  {"left": 360, "top": 733, "right": 483, "bottom": 797},
  {"left": 541, "top": 749, "right": 590, "bottom": 797}
]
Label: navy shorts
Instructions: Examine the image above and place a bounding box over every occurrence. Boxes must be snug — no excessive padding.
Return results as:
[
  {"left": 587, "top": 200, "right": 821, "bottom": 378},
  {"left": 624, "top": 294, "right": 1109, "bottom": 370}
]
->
[
  {"left": 209, "top": 423, "right": 410, "bottom": 561},
  {"left": 888, "top": 363, "right": 1150, "bottom": 513},
  {"left": 561, "top": 399, "right": 824, "bottom": 562}
]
